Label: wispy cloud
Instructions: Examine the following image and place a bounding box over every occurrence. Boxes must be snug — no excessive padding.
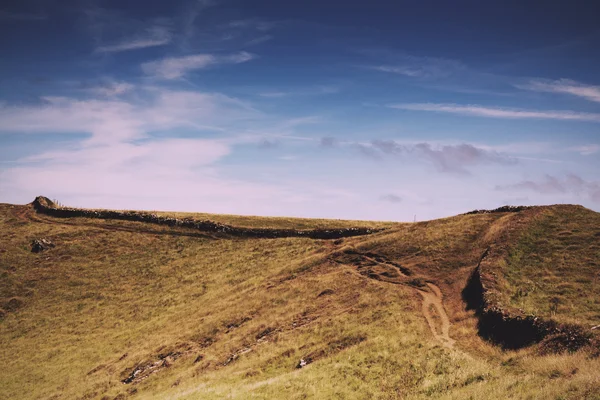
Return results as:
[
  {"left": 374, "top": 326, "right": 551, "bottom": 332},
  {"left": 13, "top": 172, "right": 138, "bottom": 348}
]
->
[
  {"left": 95, "top": 26, "right": 172, "bottom": 53},
  {"left": 258, "top": 85, "right": 339, "bottom": 98},
  {"left": 183, "top": 0, "right": 217, "bottom": 38},
  {"left": 380, "top": 194, "right": 402, "bottom": 203},
  {"left": 258, "top": 92, "right": 288, "bottom": 98},
  {"left": 245, "top": 35, "right": 273, "bottom": 46},
  {"left": 87, "top": 81, "right": 134, "bottom": 97},
  {"left": 142, "top": 52, "right": 254, "bottom": 79},
  {"left": 371, "top": 65, "right": 425, "bottom": 77},
  {"left": 413, "top": 143, "right": 516, "bottom": 173},
  {"left": 477, "top": 141, "right": 599, "bottom": 158},
  {"left": 390, "top": 103, "right": 600, "bottom": 122},
  {"left": 0, "top": 88, "right": 258, "bottom": 143},
  {"left": 227, "top": 19, "right": 273, "bottom": 32},
  {"left": 320, "top": 137, "right": 337, "bottom": 147},
  {"left": 568, "top": 144, "right": 600, "bottom": 155},
  {"left": 357, "top": 141, "right": 516, "bottom": 174},
  {"left": 497, "top": 174, "right": 600, "bottom": 203},
  {"left": 258, "top": 139, "right": 278, "bottom": 149},
  {"left": 368, "top": 55, "right": 464, "bottom": 79},
  {"left": 518, "top": 78, "right": 600, "bottom": 103}
]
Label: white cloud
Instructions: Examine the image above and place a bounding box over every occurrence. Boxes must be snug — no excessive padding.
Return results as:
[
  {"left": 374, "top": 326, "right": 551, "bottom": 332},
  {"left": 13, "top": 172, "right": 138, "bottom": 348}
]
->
[
  {"left": 88, "top": 81, "right": 134, "bottom": 96},
  {"left": 227, "top": 19, "right": 273, "bottom": 31},
  {"left": 568, "top": 144, "right": 600, "bottom": 155},
  {"left": 360, "top": 141, "right": 516, "bottom": 174},
  {"left": 380, "top": 194, "right": 402, "bottom": 203},
  {"left": 259, "top": 91, "right": 288, "bottom": 98},
  {"left": 497, "top": 174, "right": 600, "bottom": 203},
  {"left": 372, "top": 65, "right": 429, "bottom": 77},
  {"left": 257, "top": 86, "right": 339, "bottom": 98},
  {"left": 0, "top": 84, "right": 347, "bottom": 216},
  {"left": 95, "top": 26, "right": 172, "bottom": 53},
  {"left": 142, "top": 52, "right": 254, "bottom": 79},
  {"left": 0, "top": 141, "right": 290, "bottom": 214},
  {"left": 390, "top": 103, "right": 600, "bottom": 122},
  {"left": 369, "top": 56, "right": 465, "bottom": 79},
  {"left": 0, "top": 88, "right": 259, "bottom": 143},
  {"left": 518, "top": 79, "right": 600, "bottom": 103},
  {"left": 245, "top": 35, "right": 273, "bottom": 46}
]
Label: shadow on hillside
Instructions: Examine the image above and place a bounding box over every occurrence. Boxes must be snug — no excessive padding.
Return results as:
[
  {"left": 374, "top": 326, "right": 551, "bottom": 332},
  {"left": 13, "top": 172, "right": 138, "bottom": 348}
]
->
[{"left": 462, "top": 266, "right": 548, "bottom": 350}]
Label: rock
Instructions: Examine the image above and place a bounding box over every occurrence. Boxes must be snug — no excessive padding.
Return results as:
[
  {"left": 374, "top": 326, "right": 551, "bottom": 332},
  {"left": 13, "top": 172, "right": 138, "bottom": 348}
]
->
[
  {"left": 31, "top": 238, "right": 55, "bottom": 253},
  {"left": 3, "top": 297, "right": 23, "bottom": 312},
  {"left": 318, "top": 289, "right": 335, "bottom": 297}
]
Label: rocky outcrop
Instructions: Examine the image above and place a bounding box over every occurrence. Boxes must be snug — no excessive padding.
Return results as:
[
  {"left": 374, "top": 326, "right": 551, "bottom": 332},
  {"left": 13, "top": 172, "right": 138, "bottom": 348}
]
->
[
  {"left": 30, "top": 238, "right": 55, "bottom": 253},
  {"left": 32, "top": 196, "right": 383, "bottom": 240},
  {"left": 463, "top": 205, "right": 532, "bottom": 215}
]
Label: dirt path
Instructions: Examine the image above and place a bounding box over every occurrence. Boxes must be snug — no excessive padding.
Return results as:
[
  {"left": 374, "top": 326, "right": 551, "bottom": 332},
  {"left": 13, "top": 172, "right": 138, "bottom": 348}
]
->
[
  {"left": 418, "top": 283, "right": 455, "bottom": 349},
  {"left": 333, "top": 251, "right": 456, "bottom": 348}
]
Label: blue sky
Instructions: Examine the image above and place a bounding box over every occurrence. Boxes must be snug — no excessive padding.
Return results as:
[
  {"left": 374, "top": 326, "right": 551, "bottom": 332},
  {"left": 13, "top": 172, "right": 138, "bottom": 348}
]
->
[{"left": 1, "top": 0, "right": 599, "bottom": 221}]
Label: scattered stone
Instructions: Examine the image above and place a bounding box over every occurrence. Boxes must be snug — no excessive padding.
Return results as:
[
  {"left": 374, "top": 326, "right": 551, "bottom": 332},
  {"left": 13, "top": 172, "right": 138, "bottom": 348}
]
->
[
  {"left": 31, "top": 238, "right": 55, "bottom": 253},
  {"left": 3, "top": 297, "right": 23, "bottom": 312},
  {"left": 193, "top": 354, "right": 204, "bottom": 364},
  {"left": 464, "top": 205, "right": 531, "bottom": 215},
  {"left": 255, "top": 326, "right": 276, "bottom": 340},
  {"left": 121, "top": 352, "right": 182, "bottom": 384},
  {"left": 318, "top": 289, "right": 335, "bottom": 297},
  {"left": 223, "top": 353, "right": 238, "bottom": 366}
]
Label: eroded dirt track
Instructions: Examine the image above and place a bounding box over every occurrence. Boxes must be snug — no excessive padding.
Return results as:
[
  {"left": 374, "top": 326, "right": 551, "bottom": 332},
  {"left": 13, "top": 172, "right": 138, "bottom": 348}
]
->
[
  {"left": 332, "top": 251, "right": 455, "bottom": 348},
  {"left": 418, "top": 283, "right": 455, "bottom": 348}
]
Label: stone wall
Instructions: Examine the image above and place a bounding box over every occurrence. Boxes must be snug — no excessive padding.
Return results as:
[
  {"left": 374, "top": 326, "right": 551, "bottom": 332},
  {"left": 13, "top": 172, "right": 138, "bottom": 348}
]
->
[
  {"left": 32, "top": 196, "right": 383, "bottom": 240},
  {"left": 463, "top": 205, "right": 532, "bottom": 215}
]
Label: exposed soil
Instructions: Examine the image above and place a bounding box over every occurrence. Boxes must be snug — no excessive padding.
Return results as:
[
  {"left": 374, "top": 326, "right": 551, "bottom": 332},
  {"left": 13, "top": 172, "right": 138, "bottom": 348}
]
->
[
  {"left": 333, "top": 250, "right": 456, "bottom": 348},
  {"left": 418, "top": 283, "right": 455, "bottom": 349},
  {"left": 463, "top": 255, "right": 597, "bottom": 353}
]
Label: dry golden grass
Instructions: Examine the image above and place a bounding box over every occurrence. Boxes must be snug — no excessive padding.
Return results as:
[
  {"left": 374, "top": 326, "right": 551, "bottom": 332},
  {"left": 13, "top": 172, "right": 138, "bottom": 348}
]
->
[
  {"left": 0, "top": 202, "right": 598, "bottom": 399},
  {"left": 496, "top": 205, "right": 600, "bottom": 326}
]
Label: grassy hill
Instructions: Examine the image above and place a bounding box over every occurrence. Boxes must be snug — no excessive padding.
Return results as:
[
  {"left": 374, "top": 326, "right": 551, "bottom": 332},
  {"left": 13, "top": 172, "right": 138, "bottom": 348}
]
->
[{"left": 0, "top": 199, "right": 599, "bottom": 399}]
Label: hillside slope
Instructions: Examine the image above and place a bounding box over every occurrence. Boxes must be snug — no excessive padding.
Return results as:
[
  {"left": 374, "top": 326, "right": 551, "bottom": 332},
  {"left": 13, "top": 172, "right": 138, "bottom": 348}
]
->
[{"left": 0, "top": 199, "right": 599, "bottom": 399}]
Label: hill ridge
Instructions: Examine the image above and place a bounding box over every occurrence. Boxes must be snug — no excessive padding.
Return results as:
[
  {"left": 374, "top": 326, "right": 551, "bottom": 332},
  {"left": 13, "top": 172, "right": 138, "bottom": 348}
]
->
[{"left": 32, "top": 196, "right": 383, "bottom": 240}]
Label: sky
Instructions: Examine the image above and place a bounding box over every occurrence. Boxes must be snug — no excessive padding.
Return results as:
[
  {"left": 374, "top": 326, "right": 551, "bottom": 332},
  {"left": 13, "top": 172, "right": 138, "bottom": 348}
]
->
[{"left": 1, "top": 0, "right": 599, "bottom": 221}]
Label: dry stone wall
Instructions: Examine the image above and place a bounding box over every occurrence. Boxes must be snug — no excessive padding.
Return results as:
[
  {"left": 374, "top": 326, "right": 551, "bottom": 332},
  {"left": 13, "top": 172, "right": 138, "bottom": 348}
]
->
[
  {"left": 32, "top": 196, "right": 383, "bottom": 239},
  {"left": 463, "top": 205, "right": 532, "bottom": 215}
]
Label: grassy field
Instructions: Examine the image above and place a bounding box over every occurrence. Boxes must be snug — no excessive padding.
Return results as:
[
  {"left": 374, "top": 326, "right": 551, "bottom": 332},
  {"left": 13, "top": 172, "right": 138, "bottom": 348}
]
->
[
  {"left": 1, "top": 201, "right": 599, "bottom": 399},
  {"left": 491, "top": 206, "right": 600, "bottom": 326}
]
